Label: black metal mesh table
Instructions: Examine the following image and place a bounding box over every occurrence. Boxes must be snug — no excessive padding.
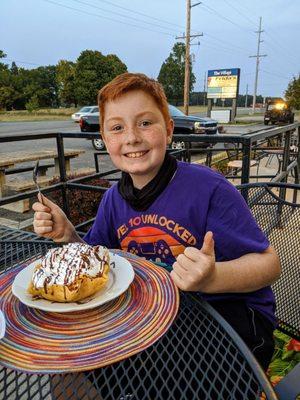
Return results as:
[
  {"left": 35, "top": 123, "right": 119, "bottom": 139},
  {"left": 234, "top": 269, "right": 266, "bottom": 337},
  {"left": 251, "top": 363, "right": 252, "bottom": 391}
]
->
[{"left": 0, "top": 233, "right": 277, "bottom": 400}]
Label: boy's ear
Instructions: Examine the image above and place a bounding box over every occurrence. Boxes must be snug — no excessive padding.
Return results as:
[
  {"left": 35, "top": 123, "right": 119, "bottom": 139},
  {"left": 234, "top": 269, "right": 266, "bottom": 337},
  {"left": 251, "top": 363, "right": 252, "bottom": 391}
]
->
[
  {"left": 166, "top": 119, "right": 174, "bottom": 144},
  {"left": 100, "top": 132, "right": 109, "bottom": 153}
]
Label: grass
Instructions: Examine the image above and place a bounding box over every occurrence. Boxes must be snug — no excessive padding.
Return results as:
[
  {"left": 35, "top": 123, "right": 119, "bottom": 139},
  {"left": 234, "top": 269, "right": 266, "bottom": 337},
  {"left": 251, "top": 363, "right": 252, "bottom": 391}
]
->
[{"left": 0, "top": 107, "right": 77, "bottom": 122}]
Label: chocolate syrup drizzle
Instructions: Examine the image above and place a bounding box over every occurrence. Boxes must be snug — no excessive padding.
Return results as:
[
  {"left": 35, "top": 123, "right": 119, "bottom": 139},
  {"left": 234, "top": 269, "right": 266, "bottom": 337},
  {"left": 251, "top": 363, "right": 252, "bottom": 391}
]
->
[{"left": 32, "top": 243, "right": 109, "bottom": 294}]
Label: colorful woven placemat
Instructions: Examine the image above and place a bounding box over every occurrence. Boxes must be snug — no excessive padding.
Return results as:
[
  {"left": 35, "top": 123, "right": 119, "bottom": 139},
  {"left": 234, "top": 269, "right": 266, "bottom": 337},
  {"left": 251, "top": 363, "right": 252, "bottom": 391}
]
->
[{"left": 0, "top": 252, "right": 179, "bottom": 374}]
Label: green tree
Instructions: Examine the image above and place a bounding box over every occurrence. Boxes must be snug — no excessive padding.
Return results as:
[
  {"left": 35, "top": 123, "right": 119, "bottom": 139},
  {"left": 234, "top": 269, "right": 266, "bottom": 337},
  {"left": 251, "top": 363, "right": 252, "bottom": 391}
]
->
[
  {"left": 0, "top": 53, "right": 16, "bottom": 110},
  {"left": 285, "top": 75, "right": 300, "bottom": 109},
  {"left": 74, "top": 50, "right": 127, "bottom": 105},
  {"left": 21, "top": 65, "right": 59, "bottom": 108},
  {"left": 25, "top": 94, "right": 39, "bottom": 112},
  {"left": 106, "top": 54, "right": 127, "bottom": 79},
  {"left": 56, "top": 60, "right": 77, "bottom": 107},
  {"left": 10, "top": 61, "right": 18, "bottom": 75},
  {"left": 158, "top": 42, "right": 196, "bottom": 105}
]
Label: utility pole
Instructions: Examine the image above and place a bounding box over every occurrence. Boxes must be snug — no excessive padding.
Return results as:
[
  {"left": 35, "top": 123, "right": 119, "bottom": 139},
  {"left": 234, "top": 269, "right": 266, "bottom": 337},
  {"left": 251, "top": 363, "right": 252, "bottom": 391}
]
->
[
  {"left": 176, "top": 1, "right": 202, "bottom": 115},
  {"left": 249, "top": 17, "right": 267, "bottom": 114},
  {"left": 203, "top": 71, "right": 206, "bottom": 106},
  {"left": 245, "top": 83, "right": 248, "bottom": 108}
]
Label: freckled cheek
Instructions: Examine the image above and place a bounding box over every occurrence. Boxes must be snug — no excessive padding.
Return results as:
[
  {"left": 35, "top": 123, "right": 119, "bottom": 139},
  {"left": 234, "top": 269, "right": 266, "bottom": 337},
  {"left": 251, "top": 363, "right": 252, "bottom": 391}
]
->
[{"left": 103, "top": 138, "right": 121, "bottom": 155}]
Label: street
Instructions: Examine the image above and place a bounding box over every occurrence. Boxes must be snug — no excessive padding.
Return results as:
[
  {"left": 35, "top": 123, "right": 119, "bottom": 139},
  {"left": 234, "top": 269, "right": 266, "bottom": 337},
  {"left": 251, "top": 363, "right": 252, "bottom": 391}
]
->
[
  {"left": 0, "top": 119, "right": 266, "bottom": 175},
  {"left": 0, "top": 121, "right": 115, "bottom": 176}
]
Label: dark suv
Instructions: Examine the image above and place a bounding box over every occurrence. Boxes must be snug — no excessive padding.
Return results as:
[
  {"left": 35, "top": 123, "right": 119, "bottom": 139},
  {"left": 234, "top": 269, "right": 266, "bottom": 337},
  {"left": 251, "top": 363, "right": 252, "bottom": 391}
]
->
[{"left": 264, "top": 100, "right": 294, "bottom": 125}]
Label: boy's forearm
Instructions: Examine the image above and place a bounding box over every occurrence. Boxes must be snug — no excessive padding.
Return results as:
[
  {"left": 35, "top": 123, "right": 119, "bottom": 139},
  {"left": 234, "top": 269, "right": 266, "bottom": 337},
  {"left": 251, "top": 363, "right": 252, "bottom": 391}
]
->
[{"left": 201, "top": 246, "right": 281, "bottom": 294}]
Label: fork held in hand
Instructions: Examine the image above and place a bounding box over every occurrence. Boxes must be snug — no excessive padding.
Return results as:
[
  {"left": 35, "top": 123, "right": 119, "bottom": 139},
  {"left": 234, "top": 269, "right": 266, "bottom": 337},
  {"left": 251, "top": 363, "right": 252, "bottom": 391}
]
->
[{"left": 33, "top": 160, "right": 43, "bottom": 204}]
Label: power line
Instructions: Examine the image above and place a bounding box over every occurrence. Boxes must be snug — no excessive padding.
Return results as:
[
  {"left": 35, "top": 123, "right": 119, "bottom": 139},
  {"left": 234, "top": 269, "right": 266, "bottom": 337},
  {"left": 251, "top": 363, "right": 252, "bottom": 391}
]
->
[
  {"left": 69, "top": 0, "right": 180, "bottom": 34},
  {"left": 264, "top": 35, "right": 300, "bottom": 68},
  {"left": 200, "top": 42, "right": 247, "bottom": 56},
  {"left": 227, "top": 1, "right": 260, "bottom": 21},
  {"left": 221, "top": 0, "right": 257, "bottom": 27},
  {"left": 204, "top": 32, "right": 248, "bottom": 53},
  {"left": 41, "top": 0, "right": 175, "bottom": 37},
  {"left": 260, "top": 69, "right": 291, "bottom": 80},
  {"left": 203, "top": 38, "right": 248, "bottom": 56},
  {"left": 200, "top": 2, "right": 255, "bottom": 35},
  {"left": 4, "top": 58, "right": 40, "bottom": 66},
  {"left": 95, "top": 0, "right": 187, "bottom": 31}
]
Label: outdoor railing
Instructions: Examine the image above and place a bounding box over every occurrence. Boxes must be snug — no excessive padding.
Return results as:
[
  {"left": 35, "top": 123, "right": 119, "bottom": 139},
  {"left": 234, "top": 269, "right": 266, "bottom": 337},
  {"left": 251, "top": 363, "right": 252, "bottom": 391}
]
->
[{"left": 0, "top": 122, "right": 299, "bottom": 231}]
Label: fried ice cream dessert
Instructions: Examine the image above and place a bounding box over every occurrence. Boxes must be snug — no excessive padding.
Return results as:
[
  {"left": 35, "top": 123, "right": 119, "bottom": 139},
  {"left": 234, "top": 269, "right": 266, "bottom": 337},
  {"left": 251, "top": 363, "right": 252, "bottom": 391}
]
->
[{"left": 28, "top": 243, "right": 110, "bottom": 302}]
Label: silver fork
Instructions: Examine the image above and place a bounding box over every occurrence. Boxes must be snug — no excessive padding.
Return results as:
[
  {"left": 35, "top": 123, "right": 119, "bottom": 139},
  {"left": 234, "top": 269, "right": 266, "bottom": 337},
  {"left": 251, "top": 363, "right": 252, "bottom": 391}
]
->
[{"left": 33, "top": 160, "right": 43, "bottom": 204}]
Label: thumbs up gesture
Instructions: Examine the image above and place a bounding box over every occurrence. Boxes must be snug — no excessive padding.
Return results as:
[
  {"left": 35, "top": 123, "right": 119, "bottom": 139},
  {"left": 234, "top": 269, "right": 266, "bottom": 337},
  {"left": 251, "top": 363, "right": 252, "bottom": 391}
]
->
[{"left": 170, "top": 231, "right": 216, "bottom": 292}]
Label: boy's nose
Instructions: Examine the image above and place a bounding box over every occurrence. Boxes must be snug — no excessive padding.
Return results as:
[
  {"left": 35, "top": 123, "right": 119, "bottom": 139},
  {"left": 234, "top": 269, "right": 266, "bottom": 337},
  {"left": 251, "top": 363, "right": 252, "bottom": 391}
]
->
[{"left": 126, "top": 127, "right": 142, "bottom": 144}]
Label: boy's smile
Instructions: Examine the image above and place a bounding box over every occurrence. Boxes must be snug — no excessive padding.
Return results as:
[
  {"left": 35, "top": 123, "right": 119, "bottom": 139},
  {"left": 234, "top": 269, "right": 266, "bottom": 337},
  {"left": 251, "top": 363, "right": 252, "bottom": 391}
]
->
[
  {"left": 102, "top": 90, "right": 173, "bottom": 189},
  {"left": 125, "top": 151, "right": 149, "bottom": 158}
]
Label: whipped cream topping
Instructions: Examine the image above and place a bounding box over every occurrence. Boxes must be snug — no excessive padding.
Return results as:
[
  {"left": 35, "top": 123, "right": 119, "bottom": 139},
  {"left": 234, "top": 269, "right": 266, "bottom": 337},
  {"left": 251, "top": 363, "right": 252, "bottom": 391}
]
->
[{"left": 32, "top": 243, "right": 109, "bottom": 289}]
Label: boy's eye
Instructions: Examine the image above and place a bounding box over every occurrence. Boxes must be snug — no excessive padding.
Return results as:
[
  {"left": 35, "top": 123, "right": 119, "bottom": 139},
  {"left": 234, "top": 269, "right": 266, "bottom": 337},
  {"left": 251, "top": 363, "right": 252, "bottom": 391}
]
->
[
  {"left": 111, "top": 125, "right": 123, "bottom": 132},
  {"left": 139, "top": 120, "right": 152, "bottom": 127}
]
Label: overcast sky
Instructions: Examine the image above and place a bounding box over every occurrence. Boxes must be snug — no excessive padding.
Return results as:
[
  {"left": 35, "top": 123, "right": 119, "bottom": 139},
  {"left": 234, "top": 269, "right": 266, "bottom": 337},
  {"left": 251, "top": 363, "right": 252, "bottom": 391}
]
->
[{"left": 2, "top": 0, "right": 299, "bottom": 98}]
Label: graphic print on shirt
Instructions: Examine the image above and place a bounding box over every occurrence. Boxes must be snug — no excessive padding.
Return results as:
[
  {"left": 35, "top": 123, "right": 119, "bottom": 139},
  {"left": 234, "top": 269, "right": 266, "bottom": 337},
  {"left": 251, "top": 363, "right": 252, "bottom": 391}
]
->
[{"left": 117, "top": 214, "right": 197, "bottom": 264}]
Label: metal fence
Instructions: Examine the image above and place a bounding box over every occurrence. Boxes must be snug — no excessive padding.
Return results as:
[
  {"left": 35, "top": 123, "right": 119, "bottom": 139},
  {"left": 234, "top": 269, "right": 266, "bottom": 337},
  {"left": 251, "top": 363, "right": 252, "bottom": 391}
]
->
[{"left": 0, "top": 123, "right": 299, "bottom": 232}]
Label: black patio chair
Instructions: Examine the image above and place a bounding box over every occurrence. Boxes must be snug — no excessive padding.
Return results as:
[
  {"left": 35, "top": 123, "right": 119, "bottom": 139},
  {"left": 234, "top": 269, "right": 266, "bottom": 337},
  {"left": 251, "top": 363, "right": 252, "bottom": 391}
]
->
[
  {"left": 237, "top": 182, "right": 300, "bottom": 399},
  {"left": 224, "top": 142, "right": 258, "bottom": 177}
]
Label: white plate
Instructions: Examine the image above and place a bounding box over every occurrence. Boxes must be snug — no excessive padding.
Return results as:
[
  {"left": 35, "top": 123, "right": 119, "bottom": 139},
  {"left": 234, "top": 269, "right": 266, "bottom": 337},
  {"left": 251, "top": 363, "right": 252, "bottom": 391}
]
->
[
  {"left": 0, "top": 310, "right": 5, "bottom": 339},
  {"left": 12, "top": 252, "right": 135, "bottom": 313}
]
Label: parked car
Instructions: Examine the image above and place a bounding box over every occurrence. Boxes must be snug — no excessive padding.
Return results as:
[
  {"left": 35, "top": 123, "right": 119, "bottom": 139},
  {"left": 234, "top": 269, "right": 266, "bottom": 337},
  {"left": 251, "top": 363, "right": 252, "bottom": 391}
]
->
[
  {"left": 264, "top": 100, "right": 294, "bottom": 125},
  {"left": 168, "top": 105, "right": 218, "bottom": 148},
  {"left": 79, "top": 104, "right": 219, "bottom": 150},
  {"left": 71, "top": 106, "right": 98, "bottom": 122},
  {"left": 79, "top": 113, "right": 104, "bottom": 150}
]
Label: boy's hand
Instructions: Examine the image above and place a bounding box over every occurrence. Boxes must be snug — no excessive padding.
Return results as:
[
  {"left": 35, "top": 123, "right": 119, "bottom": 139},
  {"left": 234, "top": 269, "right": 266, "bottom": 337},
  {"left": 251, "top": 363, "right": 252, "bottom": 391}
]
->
[
  {"left": 170, "top": 231, "right": 216, "bottom": 292},
  {"left": 32, "top": 193, "right": 76, "bottom": 242}
]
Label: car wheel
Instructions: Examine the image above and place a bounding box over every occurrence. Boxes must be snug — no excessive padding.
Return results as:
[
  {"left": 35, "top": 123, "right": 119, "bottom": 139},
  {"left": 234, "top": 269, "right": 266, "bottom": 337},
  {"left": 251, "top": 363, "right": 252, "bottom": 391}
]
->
[
  {"left": 171, "top": 141, "right": 185, "bottom": 150},
  {"left": 92, "top": 138, "right": 106, "bottom": 151}
]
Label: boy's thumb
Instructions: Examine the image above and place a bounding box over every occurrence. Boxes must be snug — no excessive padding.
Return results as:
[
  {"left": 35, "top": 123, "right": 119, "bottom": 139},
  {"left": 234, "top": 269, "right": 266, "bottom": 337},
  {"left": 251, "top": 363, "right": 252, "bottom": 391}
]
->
[
  {"left": 38, "top": 192, "right": 56, "bottom": 209},
  {"left": 201, "top": 231, "right": 215, "bottom": 256}
]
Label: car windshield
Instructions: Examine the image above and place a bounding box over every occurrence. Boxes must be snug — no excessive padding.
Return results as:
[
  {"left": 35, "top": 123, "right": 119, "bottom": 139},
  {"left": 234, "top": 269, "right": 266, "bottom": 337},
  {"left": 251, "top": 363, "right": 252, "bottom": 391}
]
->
[
  {"left": 169, "top": 105, "right": 185, "bottom": 117},
  {"left": 79, "top": 107, "right": 92, "bottom": 113}
]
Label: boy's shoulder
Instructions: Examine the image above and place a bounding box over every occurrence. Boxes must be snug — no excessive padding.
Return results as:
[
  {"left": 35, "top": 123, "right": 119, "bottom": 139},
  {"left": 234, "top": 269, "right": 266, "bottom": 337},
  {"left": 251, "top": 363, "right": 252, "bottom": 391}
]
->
[{"left": 177, "top": 161, "right": 224, "bottom": 184}]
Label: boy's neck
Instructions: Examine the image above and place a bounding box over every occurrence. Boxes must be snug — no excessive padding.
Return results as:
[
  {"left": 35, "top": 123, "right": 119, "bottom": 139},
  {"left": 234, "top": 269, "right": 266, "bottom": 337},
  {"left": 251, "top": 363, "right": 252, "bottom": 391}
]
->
[{"left": 130, "top": 165, "right": 163, "bottom": 190}]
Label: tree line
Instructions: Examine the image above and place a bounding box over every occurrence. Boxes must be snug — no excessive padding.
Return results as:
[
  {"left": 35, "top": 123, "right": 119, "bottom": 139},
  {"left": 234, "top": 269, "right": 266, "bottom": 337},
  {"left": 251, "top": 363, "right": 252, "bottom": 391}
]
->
[
  {"left": 0, "top": 45, "right": 299, "bottom": 111},
  {"left": 0, "top": 49, "right": 127, "bottom": 110}
]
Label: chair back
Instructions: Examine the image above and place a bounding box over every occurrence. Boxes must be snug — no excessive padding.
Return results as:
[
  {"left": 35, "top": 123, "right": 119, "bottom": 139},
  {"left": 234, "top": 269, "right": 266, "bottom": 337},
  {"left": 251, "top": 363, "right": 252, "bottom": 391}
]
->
[
  {"left": 237, "top": 183, "right": 300, "bottom": 340},
  {"left": 224, "top": 142, "right": 240, "bottom": 161}
]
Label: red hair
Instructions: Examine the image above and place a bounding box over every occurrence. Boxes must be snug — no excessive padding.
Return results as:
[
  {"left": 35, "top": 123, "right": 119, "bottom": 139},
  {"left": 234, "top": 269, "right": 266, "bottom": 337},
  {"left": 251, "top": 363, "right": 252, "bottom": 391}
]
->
[{"left": 98, "top": 73, "right": 170, "bottom": 131}]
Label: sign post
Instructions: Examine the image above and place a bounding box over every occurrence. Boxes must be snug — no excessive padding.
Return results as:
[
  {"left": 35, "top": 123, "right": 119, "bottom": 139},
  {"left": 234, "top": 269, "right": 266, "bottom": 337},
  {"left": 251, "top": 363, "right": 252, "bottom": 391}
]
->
[{"left": 207, "top": 68, "right": 240, "bottom": 122}]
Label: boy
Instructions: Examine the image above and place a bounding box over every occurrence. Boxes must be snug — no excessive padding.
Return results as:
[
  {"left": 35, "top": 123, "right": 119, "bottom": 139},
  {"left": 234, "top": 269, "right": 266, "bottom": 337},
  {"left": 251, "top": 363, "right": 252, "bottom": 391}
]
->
[{"left": 33, "top": 72, "right": 280, "bottom": 370}]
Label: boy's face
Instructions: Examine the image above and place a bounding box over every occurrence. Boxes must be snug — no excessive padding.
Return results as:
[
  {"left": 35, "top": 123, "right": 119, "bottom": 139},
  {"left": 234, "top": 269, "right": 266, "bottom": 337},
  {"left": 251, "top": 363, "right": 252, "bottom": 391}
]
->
[{"left": 102, "top": 90, "right": 173, "bottom": 189}]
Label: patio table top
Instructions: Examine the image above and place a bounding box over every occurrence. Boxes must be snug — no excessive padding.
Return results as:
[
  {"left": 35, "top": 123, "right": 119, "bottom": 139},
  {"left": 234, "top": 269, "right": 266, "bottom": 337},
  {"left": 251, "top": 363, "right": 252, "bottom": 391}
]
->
[{"left": 0, "top": 228, "right": 277, "bottom": 399}]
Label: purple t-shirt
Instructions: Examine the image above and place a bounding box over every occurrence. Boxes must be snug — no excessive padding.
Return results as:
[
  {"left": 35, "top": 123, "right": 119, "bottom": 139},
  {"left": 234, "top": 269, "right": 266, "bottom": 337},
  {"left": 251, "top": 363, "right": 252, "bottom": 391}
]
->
[{"left": 84, "top": 162, "right": 276, "bottom": 325}]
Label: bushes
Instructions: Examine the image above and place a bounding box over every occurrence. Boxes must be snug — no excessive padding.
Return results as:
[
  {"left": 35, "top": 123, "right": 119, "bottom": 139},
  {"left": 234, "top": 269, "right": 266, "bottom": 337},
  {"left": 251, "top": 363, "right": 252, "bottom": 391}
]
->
[{"left": 48, "top": 174, "right": 111, "bottom": 231}]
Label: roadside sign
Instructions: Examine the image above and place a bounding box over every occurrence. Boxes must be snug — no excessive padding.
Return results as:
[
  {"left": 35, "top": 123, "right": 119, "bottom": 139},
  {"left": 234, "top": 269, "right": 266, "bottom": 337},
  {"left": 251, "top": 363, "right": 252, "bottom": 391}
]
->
[{"left": 207, "top": 68, "right": 240, "bottom": 99}]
